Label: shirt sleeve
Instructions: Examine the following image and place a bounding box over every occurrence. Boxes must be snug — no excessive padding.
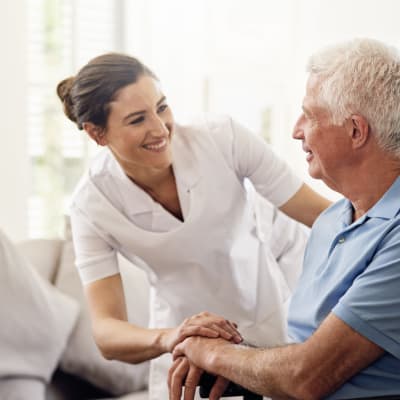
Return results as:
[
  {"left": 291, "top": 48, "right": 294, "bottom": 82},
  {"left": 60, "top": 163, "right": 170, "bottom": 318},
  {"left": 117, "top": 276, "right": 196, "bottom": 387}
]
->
[
  {"left": 333, "top": 224, "right": 400, "bottom": 359},
  {"left": 208, "top": 115, "right": 302, "bottom": 207},
  {"left": 70, "top": 204, "right": 120, "bottom": 285}
]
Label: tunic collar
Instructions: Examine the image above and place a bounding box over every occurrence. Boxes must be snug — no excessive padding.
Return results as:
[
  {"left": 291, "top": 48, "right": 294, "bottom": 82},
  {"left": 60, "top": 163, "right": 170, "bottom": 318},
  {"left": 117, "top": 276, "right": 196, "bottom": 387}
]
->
[{"left": 104, "top": 123, "right": 202, "bottom": 216}]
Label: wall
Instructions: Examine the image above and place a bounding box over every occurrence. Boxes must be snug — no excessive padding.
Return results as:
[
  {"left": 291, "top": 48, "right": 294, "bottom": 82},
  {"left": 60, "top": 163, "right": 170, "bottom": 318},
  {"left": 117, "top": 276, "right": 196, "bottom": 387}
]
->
[{"left": 0, "top": 0, "right": 29, "bottom": 241}]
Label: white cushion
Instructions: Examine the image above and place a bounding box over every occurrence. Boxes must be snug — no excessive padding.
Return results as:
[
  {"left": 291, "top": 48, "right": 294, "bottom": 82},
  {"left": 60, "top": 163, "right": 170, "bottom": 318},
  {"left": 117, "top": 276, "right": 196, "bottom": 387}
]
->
[
  {"left": 54, "top": 240, "right": 149, "bottom": 396},
  {"left": 0, "top": 230, "right": 79, "bottom": 385}
]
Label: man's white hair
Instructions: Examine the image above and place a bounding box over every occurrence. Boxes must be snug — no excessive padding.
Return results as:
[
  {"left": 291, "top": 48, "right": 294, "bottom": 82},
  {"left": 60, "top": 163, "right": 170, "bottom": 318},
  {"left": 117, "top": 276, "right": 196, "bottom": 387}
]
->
[{"left": 307, "top": 38, "right": 400, "bottom": 157}]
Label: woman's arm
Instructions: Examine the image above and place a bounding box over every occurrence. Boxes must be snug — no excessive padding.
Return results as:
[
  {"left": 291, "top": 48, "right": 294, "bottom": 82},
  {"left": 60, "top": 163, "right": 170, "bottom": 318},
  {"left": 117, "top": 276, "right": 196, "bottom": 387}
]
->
[
  {"left": 84, "top": 274, "right": 242, "bottom": 364},
  {"left": 211, "top": 116, "right": 331, "bottom": 226},
  {"left": 279, "top": 183, "right": 331, "bottom": 227}
]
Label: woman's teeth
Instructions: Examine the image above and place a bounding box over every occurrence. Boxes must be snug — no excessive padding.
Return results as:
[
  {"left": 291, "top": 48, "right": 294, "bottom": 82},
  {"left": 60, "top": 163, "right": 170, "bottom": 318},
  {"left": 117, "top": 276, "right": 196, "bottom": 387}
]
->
[{"left": 143, "top": 138, "right": 167, "bottom": 150}]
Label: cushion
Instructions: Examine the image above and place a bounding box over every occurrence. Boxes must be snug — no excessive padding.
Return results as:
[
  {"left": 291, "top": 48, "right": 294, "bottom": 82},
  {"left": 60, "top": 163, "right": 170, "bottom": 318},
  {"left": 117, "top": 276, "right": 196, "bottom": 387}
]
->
[
  {"left": 0, "top": 378, "right": 45, "bottom": 400},
  {"left": 0, "top": 230, "right": 79, "bottom": 392},
  {"left": 54, "top": 239, "right": 149, "bottom": 396},
  {"left": 16, "top": 239, "right": 63, "bottom": 283}
]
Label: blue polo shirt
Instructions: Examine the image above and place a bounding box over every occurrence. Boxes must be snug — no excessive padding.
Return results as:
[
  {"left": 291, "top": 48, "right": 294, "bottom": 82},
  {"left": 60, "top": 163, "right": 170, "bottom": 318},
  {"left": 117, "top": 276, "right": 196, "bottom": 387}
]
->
[{"left": 288, "top": 177, "right": 400, "bottom": 399}]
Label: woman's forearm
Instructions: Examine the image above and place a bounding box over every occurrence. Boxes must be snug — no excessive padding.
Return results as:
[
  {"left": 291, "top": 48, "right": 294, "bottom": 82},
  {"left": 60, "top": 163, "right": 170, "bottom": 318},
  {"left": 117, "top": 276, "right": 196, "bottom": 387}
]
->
[{"left": 93, "top": 317, "right": 171, "bottom": 363}]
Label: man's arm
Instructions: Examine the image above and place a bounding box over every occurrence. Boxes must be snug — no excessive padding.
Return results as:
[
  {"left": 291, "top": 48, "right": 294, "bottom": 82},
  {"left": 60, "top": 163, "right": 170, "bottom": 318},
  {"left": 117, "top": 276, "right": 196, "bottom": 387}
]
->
[{"left": 170, "top": 313, "right": 384, "bottom": 400}]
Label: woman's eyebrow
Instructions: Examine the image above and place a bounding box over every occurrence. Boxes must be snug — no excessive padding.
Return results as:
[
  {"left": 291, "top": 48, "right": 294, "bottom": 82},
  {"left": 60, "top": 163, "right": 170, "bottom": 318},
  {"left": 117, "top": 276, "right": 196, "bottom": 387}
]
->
[{"left": 122, "top": 96, "right": 167, "bottom": 122}]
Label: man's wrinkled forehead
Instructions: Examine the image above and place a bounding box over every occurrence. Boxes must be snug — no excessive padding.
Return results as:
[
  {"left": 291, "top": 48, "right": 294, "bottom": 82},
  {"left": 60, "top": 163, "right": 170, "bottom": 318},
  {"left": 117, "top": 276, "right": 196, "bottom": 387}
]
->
[{"left": 303, "top": 74, "right": 331, "bottom": 117}]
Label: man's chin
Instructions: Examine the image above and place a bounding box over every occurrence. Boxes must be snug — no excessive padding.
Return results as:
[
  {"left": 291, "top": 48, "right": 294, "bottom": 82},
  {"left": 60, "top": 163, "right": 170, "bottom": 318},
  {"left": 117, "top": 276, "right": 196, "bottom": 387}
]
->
[{"left": 307, "top": 166, "right": 321, "bottom": 180}]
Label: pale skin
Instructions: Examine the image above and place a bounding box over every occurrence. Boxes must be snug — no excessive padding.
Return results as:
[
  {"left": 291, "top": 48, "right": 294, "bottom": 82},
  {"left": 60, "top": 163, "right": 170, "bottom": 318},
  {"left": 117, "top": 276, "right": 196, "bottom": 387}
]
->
[
  {"left": 167, "top": 74, "right": 400, "bottom": 399},
  {"left": 81, "top": 75, "right": 330, "bottom": 367}
]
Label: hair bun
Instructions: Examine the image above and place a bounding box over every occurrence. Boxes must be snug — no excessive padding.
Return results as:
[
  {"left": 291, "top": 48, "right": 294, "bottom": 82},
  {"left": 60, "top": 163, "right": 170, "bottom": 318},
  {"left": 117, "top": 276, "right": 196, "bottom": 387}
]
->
[{"left": 56, "top": 77, "right": 78, "bottom": 124}]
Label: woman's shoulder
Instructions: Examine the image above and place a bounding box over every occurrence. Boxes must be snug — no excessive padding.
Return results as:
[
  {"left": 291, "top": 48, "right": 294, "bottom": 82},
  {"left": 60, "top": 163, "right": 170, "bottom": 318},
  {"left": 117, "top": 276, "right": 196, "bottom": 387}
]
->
[
  {"left": 70, "top": 149, "right": 125, "bottom": 207},
  {"left": 175, "top": 113, "right": 234, "bottom": 135}
]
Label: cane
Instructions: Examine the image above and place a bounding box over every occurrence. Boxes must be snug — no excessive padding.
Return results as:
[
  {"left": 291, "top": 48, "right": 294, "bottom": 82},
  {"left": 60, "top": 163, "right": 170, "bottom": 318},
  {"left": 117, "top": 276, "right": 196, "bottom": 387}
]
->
[{"left": 199, "top": 372, "right": 263, "bottom": 399}]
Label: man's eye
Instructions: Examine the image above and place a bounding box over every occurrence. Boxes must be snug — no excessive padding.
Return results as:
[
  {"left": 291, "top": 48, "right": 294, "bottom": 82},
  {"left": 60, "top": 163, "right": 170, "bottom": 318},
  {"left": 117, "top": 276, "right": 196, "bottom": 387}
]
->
[
  {"left": 158, "top": 104, "right": 168, "bottom": 113},
  {"left": 129, "top": 116, "right": 145, "bottom": 125}
]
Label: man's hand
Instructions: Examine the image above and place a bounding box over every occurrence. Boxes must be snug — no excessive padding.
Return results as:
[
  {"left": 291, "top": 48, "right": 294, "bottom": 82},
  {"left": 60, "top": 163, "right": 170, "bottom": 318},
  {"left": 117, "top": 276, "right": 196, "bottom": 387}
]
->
[
  {"left": 169, "top": 337, "right": 232, "bottom": 400},
  {"left": 168, "top": 356, "right": 202, "bottom": 400}
]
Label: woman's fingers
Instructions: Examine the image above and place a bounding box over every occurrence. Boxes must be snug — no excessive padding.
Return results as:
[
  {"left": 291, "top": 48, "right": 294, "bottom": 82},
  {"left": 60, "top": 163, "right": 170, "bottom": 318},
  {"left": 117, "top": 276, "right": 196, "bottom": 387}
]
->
[
  {"left": 167, "top": 311, "right": 243, "bottom": 352},
  {"left": 185, "top": 312, "right": 242, "bottom": 342}
]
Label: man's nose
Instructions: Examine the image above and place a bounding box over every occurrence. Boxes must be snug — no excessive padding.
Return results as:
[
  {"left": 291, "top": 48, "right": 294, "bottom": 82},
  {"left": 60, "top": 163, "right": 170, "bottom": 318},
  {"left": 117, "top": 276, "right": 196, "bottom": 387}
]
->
[{"left": 292, "top": 115, "right": 305, "bottom": 140}]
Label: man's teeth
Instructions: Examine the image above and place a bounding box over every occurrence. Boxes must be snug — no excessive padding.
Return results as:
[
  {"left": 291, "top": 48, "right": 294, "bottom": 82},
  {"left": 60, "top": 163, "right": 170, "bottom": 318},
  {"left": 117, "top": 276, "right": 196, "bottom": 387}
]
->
[{"left": 144, "top": 139, "right": 166, "bottom": 150}]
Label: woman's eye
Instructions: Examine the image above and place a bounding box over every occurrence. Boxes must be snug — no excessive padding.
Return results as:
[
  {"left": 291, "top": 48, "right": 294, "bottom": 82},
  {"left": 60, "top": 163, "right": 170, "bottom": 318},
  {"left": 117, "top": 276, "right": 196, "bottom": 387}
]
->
[
  {"left": 157, "top": 104, "right": 168, "bottom": 113},
  {"left": 129, "top": 116, "right": 145, "bottom": 125}
]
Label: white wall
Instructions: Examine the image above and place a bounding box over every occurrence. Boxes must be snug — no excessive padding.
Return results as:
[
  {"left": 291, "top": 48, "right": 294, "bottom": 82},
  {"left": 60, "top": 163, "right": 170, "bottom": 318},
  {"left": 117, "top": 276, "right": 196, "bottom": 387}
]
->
[
  {"left": 280, "top": 0, "right": 400, "bottom": 199},
  {"left": 0, "top": 0, "right": 29, "bottom": 241},
  {"left": 2, "top": 0, "right": 400, "bottom": 239}
]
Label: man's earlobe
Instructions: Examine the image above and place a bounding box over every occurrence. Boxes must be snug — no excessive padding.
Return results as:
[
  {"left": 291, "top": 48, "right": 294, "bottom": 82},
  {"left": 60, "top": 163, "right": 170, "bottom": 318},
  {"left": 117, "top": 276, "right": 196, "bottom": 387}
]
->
[
  {"left": 351, "top": 115, "right": 369, "bottom": 148},
  {"left": 82, "top": 122, "right": 107, "bottom": 146}
]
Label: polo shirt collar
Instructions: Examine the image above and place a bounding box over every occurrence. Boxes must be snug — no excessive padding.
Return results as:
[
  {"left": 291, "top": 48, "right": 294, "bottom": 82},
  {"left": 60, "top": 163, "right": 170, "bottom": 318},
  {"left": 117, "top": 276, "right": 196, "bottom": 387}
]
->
[
  {"left": 338, "top": 176, "right": 400, "bottom": 228},
  {"left": 366, "top": 176, "right": 400, "bottom": 220}
]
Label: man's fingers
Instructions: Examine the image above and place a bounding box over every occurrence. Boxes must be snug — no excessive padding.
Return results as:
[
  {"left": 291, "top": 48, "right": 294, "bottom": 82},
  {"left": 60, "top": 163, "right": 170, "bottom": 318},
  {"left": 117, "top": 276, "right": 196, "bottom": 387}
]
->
[
  {"left": 168, "top": 357, "right": 188, "bottom": 400},
  {"left": 183, "top": 364, "right": 203, "bottom": 400},
  {"left": 209, "top": 375, "right": 230, "bottom": 400}
]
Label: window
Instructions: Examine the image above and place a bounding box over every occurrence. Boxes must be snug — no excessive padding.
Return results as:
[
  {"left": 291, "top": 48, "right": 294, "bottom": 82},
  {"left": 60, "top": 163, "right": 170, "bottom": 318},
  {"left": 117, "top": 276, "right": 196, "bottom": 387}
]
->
[{"left": 27, "top": 0, "right": 123, "bottom": 238}]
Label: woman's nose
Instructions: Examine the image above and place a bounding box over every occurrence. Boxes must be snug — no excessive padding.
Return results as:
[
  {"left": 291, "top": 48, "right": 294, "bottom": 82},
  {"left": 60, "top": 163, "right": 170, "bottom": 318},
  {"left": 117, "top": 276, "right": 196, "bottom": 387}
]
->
[{"left": 149, "top": 115, "right": 169, "bottom": 136}]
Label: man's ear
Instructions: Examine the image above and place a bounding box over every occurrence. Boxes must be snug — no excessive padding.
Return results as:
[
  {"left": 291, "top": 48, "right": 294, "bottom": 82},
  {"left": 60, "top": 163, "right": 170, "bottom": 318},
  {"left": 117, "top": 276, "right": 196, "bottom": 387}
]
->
[
  {"left": 350, "top": 114, "right": 369, "bottom": 149},
  {"left": 82, "top": 122, "right": 107, "bottom": 146}
]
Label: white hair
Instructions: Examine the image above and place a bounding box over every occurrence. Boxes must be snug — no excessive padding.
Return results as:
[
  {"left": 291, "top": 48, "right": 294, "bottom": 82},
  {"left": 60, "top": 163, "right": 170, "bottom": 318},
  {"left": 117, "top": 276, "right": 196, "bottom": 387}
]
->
[{"left": 307, "top": 38, "right": 400, "bottom": 157}]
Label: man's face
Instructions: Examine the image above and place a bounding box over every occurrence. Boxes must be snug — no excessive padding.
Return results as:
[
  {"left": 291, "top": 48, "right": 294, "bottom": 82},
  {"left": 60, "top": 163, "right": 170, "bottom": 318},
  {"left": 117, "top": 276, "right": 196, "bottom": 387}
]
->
[{"left": 292, "top": 75, "right": 354, "bottom": 190}]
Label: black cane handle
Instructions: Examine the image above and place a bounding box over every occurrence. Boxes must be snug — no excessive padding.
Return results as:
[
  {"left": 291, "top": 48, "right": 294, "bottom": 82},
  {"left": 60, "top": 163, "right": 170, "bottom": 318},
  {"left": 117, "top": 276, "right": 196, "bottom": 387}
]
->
[{"left": 198, "top": 372, "right": 262, "bottom": 399}]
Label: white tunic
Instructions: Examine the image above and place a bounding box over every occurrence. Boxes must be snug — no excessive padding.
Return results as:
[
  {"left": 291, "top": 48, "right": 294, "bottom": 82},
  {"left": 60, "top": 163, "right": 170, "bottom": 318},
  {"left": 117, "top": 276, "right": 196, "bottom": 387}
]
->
[{"left": 70, "top": 114, "right": 307, "bottom": 399}]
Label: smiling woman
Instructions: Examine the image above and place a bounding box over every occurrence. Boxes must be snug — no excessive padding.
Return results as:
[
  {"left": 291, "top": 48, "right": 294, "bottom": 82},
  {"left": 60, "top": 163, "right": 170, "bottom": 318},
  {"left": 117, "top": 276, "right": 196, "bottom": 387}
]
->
[{"left": 56, "top": 52, "right": 329, "bottom": 399}]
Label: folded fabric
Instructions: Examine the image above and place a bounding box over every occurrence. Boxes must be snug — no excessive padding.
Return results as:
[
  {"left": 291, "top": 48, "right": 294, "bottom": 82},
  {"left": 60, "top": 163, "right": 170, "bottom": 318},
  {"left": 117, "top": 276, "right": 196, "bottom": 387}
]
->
[
  {"left": 0, "top": 377, "right": 45, "bottom": 400},
  {"left": 55, "top": 239, "right": 149, "bottom": 396},
  {"left": 0, "top": 229, "right": 79, "bottom": 394}
]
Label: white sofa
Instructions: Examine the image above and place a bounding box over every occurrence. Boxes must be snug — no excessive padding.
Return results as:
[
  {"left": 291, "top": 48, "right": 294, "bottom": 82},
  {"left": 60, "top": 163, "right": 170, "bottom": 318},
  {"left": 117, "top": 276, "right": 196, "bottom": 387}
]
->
[{"left": 8, "top": 230, "right": 151, "bottom": 400}]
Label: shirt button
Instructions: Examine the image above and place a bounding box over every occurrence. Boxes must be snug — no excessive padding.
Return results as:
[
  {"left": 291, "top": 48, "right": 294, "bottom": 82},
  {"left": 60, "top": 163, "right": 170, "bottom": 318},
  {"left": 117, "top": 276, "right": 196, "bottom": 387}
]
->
[{"left": 338, "top": 237, "right": 345, "bottom": 244}]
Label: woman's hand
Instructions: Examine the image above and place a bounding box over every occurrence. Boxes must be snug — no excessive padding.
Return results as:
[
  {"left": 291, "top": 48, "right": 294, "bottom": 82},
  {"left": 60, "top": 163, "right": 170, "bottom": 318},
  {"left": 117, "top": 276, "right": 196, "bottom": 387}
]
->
[{"left": 160, "top": 311, "right": 242, "bottom": 353}]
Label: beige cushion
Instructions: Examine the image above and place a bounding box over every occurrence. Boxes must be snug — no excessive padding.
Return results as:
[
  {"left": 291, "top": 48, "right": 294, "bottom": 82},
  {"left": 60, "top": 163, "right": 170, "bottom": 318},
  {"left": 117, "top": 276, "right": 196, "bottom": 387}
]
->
[
  {"left": 0, "top": 230, "right": 79, "bottom": 389},
  {"left": 54, "top": 240, "right": 149, "bottom": 396},
  {"left": 16, "top": 239, "right": 63, "bottom": 283}
]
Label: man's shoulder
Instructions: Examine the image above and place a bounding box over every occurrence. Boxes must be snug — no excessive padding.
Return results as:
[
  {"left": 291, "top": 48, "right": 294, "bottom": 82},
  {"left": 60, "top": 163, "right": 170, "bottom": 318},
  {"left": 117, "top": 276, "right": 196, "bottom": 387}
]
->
[{"left": 315, "top": 197, "right": 347, "bottom": 223}]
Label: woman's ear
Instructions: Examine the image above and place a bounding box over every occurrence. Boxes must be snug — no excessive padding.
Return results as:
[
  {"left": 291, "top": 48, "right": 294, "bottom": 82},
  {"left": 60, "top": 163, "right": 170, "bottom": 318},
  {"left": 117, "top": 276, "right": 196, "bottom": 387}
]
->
[
  {"left": 350, "top": 114, "right": 369, "bottom": 149},
  {"left": 82, "top": 122, "right": 107, "bottom": 146}
]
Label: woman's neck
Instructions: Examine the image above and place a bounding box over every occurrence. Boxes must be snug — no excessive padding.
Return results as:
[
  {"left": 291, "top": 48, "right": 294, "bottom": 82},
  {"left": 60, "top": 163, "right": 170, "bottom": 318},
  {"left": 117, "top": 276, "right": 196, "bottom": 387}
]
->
[{"left": 126, "top": 165, "right": 174, "bottom": 194}]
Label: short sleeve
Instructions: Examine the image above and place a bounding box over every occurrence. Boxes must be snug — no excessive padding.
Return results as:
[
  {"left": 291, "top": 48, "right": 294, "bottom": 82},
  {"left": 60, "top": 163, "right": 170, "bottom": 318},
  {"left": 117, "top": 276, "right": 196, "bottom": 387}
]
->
[
  {"left": 208, "top": 115, "right": 302, "bottom": 207},
  {"left": 70, "top": 204, "right": 120, "bottom": 285},
  {"left": 333, "top": 224, "right": 400, "bottom": 358}
]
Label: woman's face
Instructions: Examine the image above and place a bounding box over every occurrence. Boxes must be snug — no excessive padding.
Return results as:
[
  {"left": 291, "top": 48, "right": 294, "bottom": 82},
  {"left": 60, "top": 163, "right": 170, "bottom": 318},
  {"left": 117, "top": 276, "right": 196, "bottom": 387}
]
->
[{"left": 101, "top": 75, "right": 175, "bottom": 174}]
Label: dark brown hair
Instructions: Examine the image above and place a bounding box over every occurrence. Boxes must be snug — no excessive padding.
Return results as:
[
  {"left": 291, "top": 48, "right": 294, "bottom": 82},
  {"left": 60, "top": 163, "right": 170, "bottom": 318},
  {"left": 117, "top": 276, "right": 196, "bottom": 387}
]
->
[{"left": 56, "top": 53, "right": 157, "bottom": 130}]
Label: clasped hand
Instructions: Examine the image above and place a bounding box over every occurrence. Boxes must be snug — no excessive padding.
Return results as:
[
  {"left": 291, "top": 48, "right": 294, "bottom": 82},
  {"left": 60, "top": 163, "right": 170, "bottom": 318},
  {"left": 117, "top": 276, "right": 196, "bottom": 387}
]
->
[{"left": 166, "top": 311, "right": 241, "bottom": 400}]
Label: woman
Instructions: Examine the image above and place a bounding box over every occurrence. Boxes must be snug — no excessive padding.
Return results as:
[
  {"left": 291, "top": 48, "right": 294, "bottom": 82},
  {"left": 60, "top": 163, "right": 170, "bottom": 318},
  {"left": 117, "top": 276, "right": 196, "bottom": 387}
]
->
[{"left": 57, "top": 53, "right": 330, "bottom": 399}]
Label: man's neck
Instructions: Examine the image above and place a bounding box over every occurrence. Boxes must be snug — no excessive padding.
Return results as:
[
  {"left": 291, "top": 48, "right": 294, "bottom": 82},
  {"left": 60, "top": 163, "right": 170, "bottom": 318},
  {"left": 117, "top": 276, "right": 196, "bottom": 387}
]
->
[{"left": 341, "top": 156, "right": 400, "bottom": 221}]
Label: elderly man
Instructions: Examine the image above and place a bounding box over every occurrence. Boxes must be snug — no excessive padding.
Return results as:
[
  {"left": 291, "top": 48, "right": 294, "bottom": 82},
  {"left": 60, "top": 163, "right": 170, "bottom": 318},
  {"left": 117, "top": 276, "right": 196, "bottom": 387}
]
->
[{"left": 168, "top": 38, "right": 400, "bottom": 399}]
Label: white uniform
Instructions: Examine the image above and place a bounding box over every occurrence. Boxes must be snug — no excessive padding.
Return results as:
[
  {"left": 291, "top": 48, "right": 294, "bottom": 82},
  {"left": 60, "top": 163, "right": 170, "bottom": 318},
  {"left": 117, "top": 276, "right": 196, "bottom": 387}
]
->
[{"left": 70, "top": 114, "right": 307, "bottom": 399}]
